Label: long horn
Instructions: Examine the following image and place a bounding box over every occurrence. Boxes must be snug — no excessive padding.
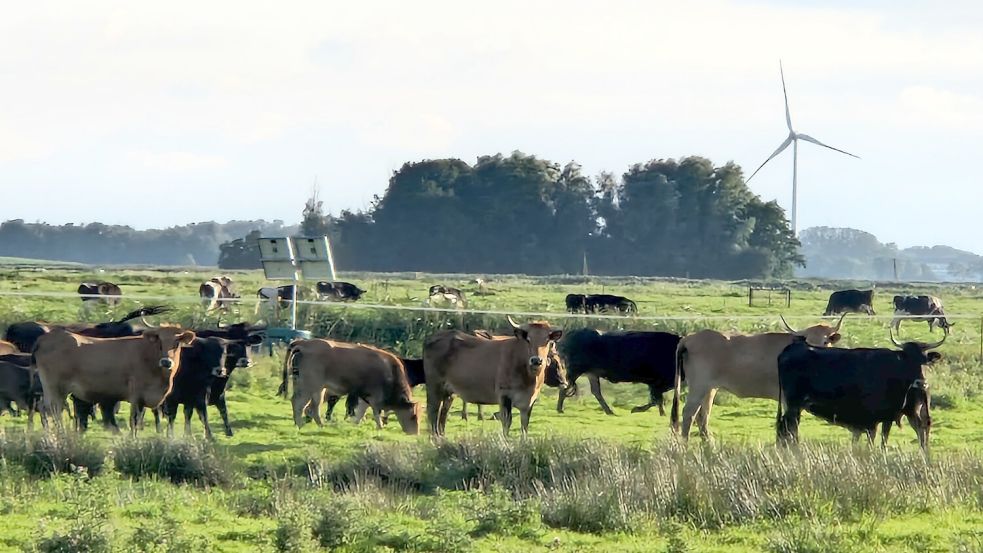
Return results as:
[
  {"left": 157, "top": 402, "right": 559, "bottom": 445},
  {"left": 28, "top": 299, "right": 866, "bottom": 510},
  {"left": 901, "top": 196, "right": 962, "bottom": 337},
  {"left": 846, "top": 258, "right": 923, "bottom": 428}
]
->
[
  {"left": 889, "top": 326, "right": 903, "bottom": 348},
  {"left": 140, "top": 317, "right": 159, "bottom": 328},
  {"left": 832, "top": 312, "right": 847, "bottom": 333},
  {"left": 779, "top": 315, "right": 799, "bottom": 334},
  {"left": 920, "top": 333, "right": 947, "bottom": 351},
  {"left": 506, "top": 315, "right": 520, "bottom": 329}
]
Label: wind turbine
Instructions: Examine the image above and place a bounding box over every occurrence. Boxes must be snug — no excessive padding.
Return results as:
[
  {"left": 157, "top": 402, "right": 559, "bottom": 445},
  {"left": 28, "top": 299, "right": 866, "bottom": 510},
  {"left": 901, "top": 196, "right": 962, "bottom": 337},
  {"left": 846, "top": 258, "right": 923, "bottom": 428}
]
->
[{"left": 746, "top": 62, "right": 859, "bottom": 234}]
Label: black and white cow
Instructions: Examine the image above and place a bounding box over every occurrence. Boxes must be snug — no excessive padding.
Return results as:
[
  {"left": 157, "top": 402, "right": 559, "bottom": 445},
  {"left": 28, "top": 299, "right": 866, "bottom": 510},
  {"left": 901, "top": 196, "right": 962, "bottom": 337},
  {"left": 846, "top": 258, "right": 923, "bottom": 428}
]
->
[
  {"left": 823, "top": 289, "right": 875, "bottom": 316},
  {"left": 427, "top": 285, "right": 467, "bottom": 309},
  {"left": 199, "top": 276, "right": 239, "bottom": 312},
  {"left": 892, "top": 295, "right": 953, "bottom": 334},
  {"left": 316, "top": 281, "right": 366, "bottom": 302}
]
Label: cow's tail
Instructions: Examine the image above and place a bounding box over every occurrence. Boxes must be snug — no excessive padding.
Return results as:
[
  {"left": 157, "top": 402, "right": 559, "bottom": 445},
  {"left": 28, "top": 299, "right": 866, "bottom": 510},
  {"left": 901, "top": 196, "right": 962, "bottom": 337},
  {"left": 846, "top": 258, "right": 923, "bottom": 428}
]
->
[
  {"left": 776, "top": 367, "right": 786, "bottom": 446},
  {"left": 278, "top": 341, "right": 300, "bottom": 398},
  {"left": 670, "top": 342, "right": 686, "bottom": 433}
]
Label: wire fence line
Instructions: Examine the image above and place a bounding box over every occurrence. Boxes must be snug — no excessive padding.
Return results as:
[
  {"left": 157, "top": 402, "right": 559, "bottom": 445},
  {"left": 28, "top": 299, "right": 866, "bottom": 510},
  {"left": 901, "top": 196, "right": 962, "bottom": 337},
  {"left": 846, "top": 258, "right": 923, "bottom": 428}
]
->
[{"left": 0, "top": 290, "right": 980, "bottom": 323}]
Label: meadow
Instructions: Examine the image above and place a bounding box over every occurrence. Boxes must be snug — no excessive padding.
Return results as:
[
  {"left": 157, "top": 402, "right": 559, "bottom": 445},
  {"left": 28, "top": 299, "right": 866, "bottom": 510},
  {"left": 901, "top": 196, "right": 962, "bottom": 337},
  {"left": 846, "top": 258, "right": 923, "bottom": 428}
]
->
[{"left": 2, "top": 267, "right": 983, "bottom": 552}]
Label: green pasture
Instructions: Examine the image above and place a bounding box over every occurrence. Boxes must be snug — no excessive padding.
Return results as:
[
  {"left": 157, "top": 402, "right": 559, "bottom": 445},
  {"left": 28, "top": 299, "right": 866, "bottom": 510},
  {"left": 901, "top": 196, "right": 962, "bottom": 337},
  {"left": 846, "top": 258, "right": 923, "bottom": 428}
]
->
[{"left": 1, "top": 267, "right": 983, "bottom": 552}]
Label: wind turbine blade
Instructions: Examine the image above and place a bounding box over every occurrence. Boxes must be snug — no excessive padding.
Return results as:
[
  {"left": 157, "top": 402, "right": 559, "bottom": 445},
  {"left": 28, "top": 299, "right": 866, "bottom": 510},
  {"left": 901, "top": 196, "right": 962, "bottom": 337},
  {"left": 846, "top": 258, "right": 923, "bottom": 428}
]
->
[
  {"left": 780, "top": 60, "right": 792, "bottom": 132},
  {"left": 746, "top": 135, "right": 794, "bottom": 183},
  {"left": 796, "top": 133, "right": 860, "bottom": 159}
]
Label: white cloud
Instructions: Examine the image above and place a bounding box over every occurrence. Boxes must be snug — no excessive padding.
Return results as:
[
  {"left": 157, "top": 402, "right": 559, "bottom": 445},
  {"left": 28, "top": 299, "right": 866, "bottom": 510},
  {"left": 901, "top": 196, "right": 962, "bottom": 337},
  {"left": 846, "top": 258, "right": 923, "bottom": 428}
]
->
[{"left": 896, "top": 86, "right": 983, "bottom": 130}]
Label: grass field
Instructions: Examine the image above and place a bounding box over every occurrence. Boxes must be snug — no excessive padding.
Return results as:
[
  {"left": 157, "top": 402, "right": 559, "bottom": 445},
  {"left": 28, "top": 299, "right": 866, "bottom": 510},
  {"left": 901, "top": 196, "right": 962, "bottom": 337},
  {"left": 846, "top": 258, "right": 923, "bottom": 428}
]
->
[{"left": 2, "top": 267, "right": 983, "bottom": 552}]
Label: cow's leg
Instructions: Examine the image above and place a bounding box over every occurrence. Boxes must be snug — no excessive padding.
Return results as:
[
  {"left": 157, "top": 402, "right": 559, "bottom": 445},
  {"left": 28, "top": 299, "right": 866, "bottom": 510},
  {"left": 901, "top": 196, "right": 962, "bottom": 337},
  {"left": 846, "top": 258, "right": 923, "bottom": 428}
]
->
[
  {"left": 129, "top": 403, "right": 142, "bottom": 437},
  {"left": 556, "top": 377, "right": 575, "bottom": 413},
  {"left": 477, "top": 404, "right": 485, "bottom": 421},
  {"left": 371, "top": 405, "right": 384, "bottom": 429},
  {"left": 352, "top": 400, "right": 370, "bottom": 425},
  {"left": 499, "top": 396, "right": 513, "bottom": 437},
  {"left": 183, "top": 404, "right": 195, "bottom": 435},
  {"left": 308, "top": 393, "right": 325, "bottom": 427},
  {"left": 519, "top": 403, "right": 534, "bottom": 436},
  {"left": 324, "top": 395, "right": 340, "bottom": 421},
  {"left": 679, "top": 385, "right": 707, "bottom": 441},
  {"left": 165, "top": 400, "right": 178, "bottom": 438},
  {"left": 777, "top": 407, "right": 801, "bottom": 447},
  {"left": 437, "top": 397, "right": 454, "bottom": 435},
  {"left": 881, "top": 420, "right": 894, "bottom": 448},
  {"left": 587, "top": 375, "right": 614, "bottom": 415},
  {"left": 291, "top": 393, "right": 309, "bottom": 428},
  {"left": 214, "top": 395, "right": 234, "bottom": 437},
  {"left": 195, "top": 399, "right": 213, "bottom": 440},
  {"left": 631, "top": 385, "right": 664, "bottom": 414},
  {"left": 696, "top": 389, "right": 718, "bottom": 440},
  {"left": 153, "top": 408, "right": 162, "bottom": 434},
  {"left": 460, "top": 401, "right": 468, "bottom": 421},
  {"left": 426, "top": 388, "right": 444, "bottom": 435}
]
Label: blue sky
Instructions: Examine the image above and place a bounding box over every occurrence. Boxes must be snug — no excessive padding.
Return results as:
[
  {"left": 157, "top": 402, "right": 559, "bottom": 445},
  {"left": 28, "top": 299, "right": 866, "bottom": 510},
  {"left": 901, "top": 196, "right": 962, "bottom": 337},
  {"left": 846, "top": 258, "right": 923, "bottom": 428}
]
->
[{"left": 2, "top": 1, "right": 981, "bottom": 251}]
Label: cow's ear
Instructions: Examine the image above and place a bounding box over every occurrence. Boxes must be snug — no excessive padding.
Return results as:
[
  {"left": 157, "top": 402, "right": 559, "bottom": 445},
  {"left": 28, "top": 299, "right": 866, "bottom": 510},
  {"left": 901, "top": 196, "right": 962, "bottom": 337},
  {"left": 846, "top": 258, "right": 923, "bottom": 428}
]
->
[
  {"left": 828, "top": 333, "right": 842, "bottom": 344},
  {"left": 549, "top": 330, "right": 563, "bottom": 342},
  {"left": 514, "top": 328, "right": 529, "bottom": 341},
  {"left": 926, "top": 352, "right": 942, "bottom": 364},
  {"left": 247, "top": 334, "right": 264, "bottom": 346},
  {"left": 177, "top": 331, "right": 196, "bottom": 345}
]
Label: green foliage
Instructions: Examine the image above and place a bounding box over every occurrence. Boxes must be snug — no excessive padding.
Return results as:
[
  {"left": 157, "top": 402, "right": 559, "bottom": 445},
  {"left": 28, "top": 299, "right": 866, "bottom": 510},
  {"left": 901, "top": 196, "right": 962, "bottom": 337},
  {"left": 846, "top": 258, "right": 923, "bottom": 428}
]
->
[
  {"left": 2, "top": 432, "right": 106, "bottom": 479},
  {"left": 124, "top": 516, "right": 211, "bottom": 553},
  {"left": 273, "top": 501, "right": 318, "bottom": 553},
  {"left": 113, "top": 437, "right": 229, "bottom": 487},
  {"left": 468, "top": 486, "right": 542, "bottom": 539},
  {"left": 30, "top": 476, "right": 113, "bottom": 553},
  {"left": 312, "top": 494, "right": 359, "bottom": 549}
]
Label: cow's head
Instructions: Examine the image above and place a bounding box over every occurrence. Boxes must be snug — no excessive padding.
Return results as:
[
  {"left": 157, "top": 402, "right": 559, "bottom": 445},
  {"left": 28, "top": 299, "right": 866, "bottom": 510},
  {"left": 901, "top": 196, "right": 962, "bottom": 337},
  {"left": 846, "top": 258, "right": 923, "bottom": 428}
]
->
[
  {"left": 890, "top": 328, "right": 944, "bottom": 452},
  {"left": 780, "top": 313, "right": 845, "bottom": 347},
  {"left": 544, "top": 342, "right": 569, "bottom": 389},
  {"left": 227, "top": 334, "right": 264, "bottom": 370},
  {"left": 392, "top": 401, "right": 421, "bottom": 435},
  {"left": 508, "top": 315, "right": 562, "bottom": 372},
  {"left": 144, "top": 326, "right": 197, "bottom": 370}
]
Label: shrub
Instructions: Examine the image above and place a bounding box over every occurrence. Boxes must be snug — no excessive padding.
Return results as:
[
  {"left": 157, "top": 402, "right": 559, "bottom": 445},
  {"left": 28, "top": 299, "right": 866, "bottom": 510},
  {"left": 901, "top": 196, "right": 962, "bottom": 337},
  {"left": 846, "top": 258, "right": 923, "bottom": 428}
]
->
[
  {"left": 273, "top": 503, "right": 318, "bottom": 553},
  {"left": 313, "top": 495, "right": 359, "bottom": 550},
  {"left": 124, "top": 516, "right": 210, "bottom": 553},
  {"left": 469, "top": 486, "right": 542, "bottom": 539},
  {"left": 113, "top": 437, "right": 230, "bottom": 487},
  {"left": 30, "top": 476, "right": 113, "bottom": 553},
  {"left": 16, "top": 432, "right": 105, "bottom": 479}
]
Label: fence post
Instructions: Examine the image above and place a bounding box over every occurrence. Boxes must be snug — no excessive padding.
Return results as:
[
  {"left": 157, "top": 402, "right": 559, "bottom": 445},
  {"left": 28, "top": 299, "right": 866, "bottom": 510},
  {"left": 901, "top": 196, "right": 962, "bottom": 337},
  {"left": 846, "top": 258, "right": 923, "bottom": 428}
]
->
[{"left": 979, "top": 316, "right": 982, "bottom": 364}]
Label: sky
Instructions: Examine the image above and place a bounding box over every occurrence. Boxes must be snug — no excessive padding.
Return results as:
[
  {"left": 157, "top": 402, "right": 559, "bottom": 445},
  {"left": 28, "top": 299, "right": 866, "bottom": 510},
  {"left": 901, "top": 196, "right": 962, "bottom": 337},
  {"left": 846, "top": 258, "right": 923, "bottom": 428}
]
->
[{"left": 2, "top": 1, "right": 982, "bottom": 251}]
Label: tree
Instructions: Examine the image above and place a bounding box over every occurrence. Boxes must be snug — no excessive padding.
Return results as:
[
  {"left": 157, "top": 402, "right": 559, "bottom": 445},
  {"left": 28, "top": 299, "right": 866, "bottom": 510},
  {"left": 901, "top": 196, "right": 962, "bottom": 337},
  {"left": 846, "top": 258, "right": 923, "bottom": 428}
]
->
[{"left": 300, "top": 187, "right": 332, "bottom": 238}]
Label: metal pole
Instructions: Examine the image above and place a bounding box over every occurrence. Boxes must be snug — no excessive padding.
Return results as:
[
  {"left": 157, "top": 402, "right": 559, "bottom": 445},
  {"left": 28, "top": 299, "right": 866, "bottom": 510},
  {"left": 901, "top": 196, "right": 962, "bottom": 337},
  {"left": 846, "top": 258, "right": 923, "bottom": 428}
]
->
[
  {"left": 791, "top": 139, "right": 798, "bottom": 235},
  {"left": 979, "top": 316, "right": 982, "bottom": 364},
  {"left": 291, "top": 281, "right": 298, "bottom": 331}
]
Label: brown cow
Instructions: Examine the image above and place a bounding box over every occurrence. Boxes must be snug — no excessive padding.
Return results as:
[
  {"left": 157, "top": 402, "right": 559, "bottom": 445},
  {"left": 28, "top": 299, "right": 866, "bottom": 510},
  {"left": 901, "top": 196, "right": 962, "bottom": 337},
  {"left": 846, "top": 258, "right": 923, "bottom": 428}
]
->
[
  {"left": 0, "top": 341, "right": 17, "bottom": 355},
  {"left": 424, "top": 316, "right": 562, "bottom": 436},
  {"left": 671, "top": 314, "right": 845, "bottom": 441},
  {"left": 32, "top": 326, "right": 196, "bottom": 434},
  {"left": 280, "top": 339, "right": 420, "bottom": 434}
]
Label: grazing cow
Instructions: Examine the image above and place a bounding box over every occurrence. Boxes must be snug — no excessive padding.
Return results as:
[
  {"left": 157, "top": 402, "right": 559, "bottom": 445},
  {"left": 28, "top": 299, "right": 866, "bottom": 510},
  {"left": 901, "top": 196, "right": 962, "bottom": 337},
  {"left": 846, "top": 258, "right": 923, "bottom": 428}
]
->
[
  {"left": 671, "top": 314, "right": 846, "bottom": 440},
  {"left": 555, "top": 329, "right": 680, "bottom": 416},
  {"left": 776, "top": 329, "right": 941, "bottom": 451},
  {"left": 3, "top": 306, "right": 171, "bottom": 353},
  {"left": 0, "top": 341, "right": 17, "bottom": 355},
  {"left": 316, "top": 281, "right": 366, "bottom": 302},
  {"left": 0, "top": 354, "right": 41, "bottom": 426},
  {"left": 199, "top": 276, "right": 240, "bottom": 312},
  {"left": 585, "top": 294, "right": 637, "bottom": 315},
  {"left": 565, "top": 294, "right": 587, "bottom": 314},
  {"left": 427, "top": 285, "right": 467, "bottom": 309},
  {"left": 255, "top": 285, "right": 297, "bottom": 317},
  {"left": 32, "top": 326, "right": 196, "bottom": 434},
  {"left": 279, "top": 339, "right": 420, "bottom": 434},
  {"left": 326, "top": 357, "right": 425, "bottom": 421},
  {"left": 424, "top": 316, "right": 562, "bottom": 436},
  {"left": 823, "top": 289, "right": 875, "bottom": 316},
  {"left": 78, "top": 282, "right": 122, "bottom": 306},
  {"left": 893, "top": 295, "right": 953, "bottom": 334}
]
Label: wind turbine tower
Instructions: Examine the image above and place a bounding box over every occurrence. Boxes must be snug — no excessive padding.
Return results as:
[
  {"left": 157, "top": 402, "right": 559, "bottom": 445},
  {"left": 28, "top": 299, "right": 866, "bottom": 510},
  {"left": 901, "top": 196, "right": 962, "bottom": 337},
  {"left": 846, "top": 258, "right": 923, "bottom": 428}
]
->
[{"left": 746, "top": 62, "right": 859, "bottom": 234}]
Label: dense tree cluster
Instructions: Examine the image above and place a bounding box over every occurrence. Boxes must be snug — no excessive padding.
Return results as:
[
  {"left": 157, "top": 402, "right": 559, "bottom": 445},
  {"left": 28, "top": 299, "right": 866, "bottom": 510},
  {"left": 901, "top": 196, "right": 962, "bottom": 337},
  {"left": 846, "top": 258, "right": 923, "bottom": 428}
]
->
[
  {"left": 327, "top": 152, "right": 803, "bottom": 279},
  {"left": 0, "top": 220, "right": 295, "bottom": 266}
]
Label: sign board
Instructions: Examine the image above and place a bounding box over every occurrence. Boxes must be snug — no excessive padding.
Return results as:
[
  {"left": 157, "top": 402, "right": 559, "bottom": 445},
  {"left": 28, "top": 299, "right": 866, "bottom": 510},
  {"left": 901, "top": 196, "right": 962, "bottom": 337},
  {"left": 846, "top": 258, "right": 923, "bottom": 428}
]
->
[{"left": 292, "top": 236, "right": 337, "bottom": 281}]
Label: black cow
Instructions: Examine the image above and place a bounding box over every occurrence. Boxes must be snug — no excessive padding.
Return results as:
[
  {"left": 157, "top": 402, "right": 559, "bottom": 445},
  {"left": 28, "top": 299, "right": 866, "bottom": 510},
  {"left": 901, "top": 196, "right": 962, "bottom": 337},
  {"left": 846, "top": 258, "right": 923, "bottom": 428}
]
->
[
  {"left": 893, "top": 295, "right": 952, "bottom": 334},
  {"left": 585, "top": 294, "right": 637, "bottom": 315},
  {"left": 776, "top": 330, "right": 942, "bottom": 451},
  {"left": 555, "top": 328, "right": 680, "bottom": 415},
  {"left": 316, "top": 281, "right": 366, "bottom": 302},
  {"left": 161, "top": 335, "right": 259, "bottom": 439},
  {"left": 0, "top": 354, "right": 41, "bottom": 426},
  {"left": 78, "top": 281, "right": 123, "bottom": 306},
  {"left": 3, "top": 306, "right": 170, "bottom": 353},
  {"left": 823, "top": 289, "right": 875, "bottom": 316},
  {"left": 565, "top": 294, "right": 587, "bottom": 314}
]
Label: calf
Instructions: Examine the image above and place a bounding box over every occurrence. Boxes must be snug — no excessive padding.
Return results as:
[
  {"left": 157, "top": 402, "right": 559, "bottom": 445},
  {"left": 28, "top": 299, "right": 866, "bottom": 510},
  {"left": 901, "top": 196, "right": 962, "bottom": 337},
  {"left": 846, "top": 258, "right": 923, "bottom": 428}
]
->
[
  {"left": 326, "top": 357, "right": 425, "bottom": 421},
  {"left": 280, "top": 339, "right": 420, "bottom": 434},
  {"left": 0, "top": 354, "right": 41, "bottom": 427},
  {"left": 823, "top": 289, "right": 875, "bottom": 316},
  {"left": 556, "top": 329, "right": 680, "bottom": 416},
  {"left": 776, "top": 329, "right": 941, "bottom": 451},
  {"left": 893, "top": 295, "right": 952, "bottom": 334}
]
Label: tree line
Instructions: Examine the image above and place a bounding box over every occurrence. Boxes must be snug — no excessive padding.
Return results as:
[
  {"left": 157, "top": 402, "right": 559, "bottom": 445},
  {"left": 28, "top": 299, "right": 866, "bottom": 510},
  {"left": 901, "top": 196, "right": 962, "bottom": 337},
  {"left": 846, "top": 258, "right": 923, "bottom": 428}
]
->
[{"left": 316, "top": 152, "right": 802, "bottom": 279}]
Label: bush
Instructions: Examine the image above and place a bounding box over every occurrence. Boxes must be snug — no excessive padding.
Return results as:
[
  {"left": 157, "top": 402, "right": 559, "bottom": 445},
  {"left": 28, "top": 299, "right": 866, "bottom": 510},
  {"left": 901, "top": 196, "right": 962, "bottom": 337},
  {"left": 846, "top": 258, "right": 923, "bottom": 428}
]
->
[
  {"left": 113, "top": 437, "right": 229, "bottom": 487},
  {"left": 125, "top": 516, "right": 210, "bottom": 553},
  {"left": 9, "top": 432, "right": 106, "bottom": 479},
  {"left": 469, "top": 486, "right": 542, "bottom": 539},
  {"left": 273, "top": 503, "right": 318, "bottom": 553},
  {"left": 30, "top": 476, "right": 113, "bottom": 553},
  {"left": 313, "top": 495, "right": 359, "bottom": 549}
]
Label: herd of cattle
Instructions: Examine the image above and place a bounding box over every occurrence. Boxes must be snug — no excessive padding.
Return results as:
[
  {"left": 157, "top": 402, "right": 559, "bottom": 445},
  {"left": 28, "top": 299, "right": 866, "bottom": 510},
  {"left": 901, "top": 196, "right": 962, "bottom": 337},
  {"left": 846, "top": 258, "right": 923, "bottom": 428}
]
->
[{"left": 0, "top": 283, "right": 957, "bottom": 450}]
